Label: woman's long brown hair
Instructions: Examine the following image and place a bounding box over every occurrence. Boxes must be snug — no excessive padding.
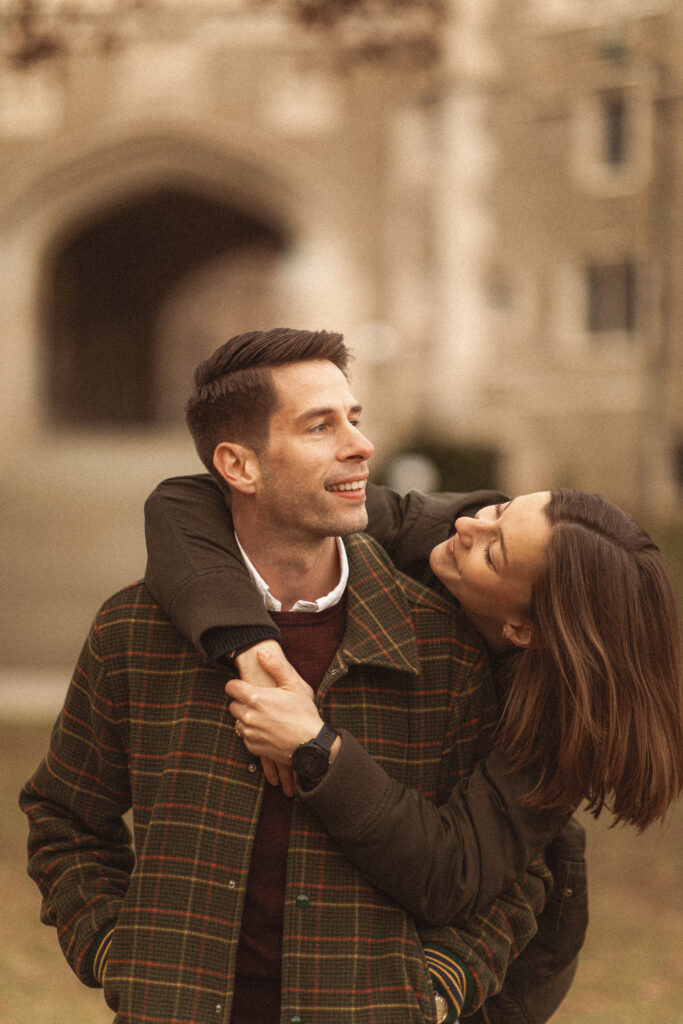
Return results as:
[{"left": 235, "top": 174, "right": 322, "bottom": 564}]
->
[{"left": 499, "top": 489, "right": 683, "bottom": 830}]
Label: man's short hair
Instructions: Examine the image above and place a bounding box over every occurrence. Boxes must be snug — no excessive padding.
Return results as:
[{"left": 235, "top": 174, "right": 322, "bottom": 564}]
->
[{"left": 185, "top": 327, "right": 349, "bottom": 474}]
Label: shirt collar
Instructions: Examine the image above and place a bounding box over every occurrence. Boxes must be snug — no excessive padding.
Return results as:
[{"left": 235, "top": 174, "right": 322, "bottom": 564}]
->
[{"left": 233, "top": 534, "right": 349, "bottom": 613}]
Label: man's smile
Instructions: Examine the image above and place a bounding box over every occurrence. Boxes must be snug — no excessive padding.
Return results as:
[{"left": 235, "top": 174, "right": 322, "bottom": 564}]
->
[{"left": 326, "top": 478, "right": 367, "bottom": 494}]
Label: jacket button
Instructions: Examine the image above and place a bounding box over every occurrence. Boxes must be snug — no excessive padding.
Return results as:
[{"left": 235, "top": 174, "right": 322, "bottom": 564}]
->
[
  {"left": 295, "top": 894, "right": 310, "bottom": 909},
  {"left": 291, "top": 1017, "right": 303, "bottom": 1024},
  {"left": 248, "top": 762, "right": 258, "bottom": 773},
  {"left": 228, "top": 880, "right": 237, "bottom": 890}
]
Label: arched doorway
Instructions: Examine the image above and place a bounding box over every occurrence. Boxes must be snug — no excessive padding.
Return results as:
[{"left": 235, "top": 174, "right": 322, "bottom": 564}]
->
[
  {"left": 43, "top": 186, "right": 289, "bottom": 427},
  {"left": 0, "top": 130, "right": 361, "bottom": 667}
]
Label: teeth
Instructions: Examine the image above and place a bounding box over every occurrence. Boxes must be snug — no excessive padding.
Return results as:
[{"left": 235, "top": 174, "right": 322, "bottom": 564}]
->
[{"left": 328, "top": 481, "right": 365, "bottom": 492}]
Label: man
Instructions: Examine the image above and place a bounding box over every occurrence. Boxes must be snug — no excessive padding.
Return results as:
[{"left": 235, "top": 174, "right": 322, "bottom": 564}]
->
[{"left": 21, "top": 328, "right": 549, "bottom": 1024}]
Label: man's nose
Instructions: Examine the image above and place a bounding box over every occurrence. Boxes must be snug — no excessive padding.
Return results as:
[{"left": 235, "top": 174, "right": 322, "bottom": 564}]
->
[{"left": 342, "top": 424, "right": 374, "bottom": 461}]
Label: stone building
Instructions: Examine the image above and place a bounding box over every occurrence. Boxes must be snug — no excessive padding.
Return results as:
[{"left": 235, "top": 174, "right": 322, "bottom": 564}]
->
[
  {"left": 0, "top": 0, "right": 681, "bottom": 669},
  {"left": 480, "top": 0, "right": 683, "bottom": 516}
]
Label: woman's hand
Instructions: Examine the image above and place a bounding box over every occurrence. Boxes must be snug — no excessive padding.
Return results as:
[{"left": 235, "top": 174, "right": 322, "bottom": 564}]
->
[
  {"left": 232, "top": 641, "right": 300, "bottom": 794},
  {"left": 228, "top": 646, "right": 319, "bottom": 796},
  {"left": 234, "top": 639, "right": 288, "bottom": 688}
]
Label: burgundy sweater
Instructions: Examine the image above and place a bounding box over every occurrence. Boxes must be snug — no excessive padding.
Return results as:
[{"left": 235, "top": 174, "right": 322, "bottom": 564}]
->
[{"left": 230, "top": 599, "right": 347, "bottom": 1024}]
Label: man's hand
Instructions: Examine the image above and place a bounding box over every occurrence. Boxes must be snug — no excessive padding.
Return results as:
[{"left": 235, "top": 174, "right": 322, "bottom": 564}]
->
[
  {"left": 227, "top": 646, "right": 324, "bottom": 772},
  {"left": 232, "top": 643, "right": 316, "bottom": 796}
]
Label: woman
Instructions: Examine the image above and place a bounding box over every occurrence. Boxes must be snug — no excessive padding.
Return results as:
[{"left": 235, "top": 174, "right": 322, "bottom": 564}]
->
[
  {"left": 145, "top": 476, "right": 682, "bottom": 833},
  {"left": 144, "top": 471, "right": 682, "bottom": 891},
  {"left": 144, "top": 476, "right": 682, "bottom": 1023}
]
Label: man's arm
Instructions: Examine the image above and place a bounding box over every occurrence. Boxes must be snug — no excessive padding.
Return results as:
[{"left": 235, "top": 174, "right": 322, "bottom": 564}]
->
[
  {"left": 19, "top": 624, "right": 133, "bottom": 987},
  {"left": 420, "top": 863, "right": 551, "bottom": 1017}
]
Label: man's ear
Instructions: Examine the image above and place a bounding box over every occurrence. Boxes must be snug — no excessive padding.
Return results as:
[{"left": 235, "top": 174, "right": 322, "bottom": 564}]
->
[
  {"left": 213, "top": 441, "right": 260, "bottom": 495},
  {"left": 504, "top": 619, "right": 534, "bottom": 649}
]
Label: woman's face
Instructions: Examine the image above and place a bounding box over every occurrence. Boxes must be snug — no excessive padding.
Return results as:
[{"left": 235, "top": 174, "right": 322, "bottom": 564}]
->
[{"left": 429, "top": 491, "right": 552, "bottom": 647}]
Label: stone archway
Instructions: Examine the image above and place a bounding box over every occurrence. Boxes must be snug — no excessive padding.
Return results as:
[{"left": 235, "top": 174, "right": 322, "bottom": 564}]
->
[
  {"left": 0, "top": 126, "right": 364, "bottom": 667},
  {"left": 0, "top": 124, "right": 364, "bottom": 450},
  {"left": 43, "top": 186, "right": 289, "bottom": 428}
]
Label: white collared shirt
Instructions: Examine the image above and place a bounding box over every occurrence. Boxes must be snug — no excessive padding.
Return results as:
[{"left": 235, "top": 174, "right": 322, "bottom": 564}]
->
[{"left": 234, "top": 534, "right": 349, "bottom": 612}]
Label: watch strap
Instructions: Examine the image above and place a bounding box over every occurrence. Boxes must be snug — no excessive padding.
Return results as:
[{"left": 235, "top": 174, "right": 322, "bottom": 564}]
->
[{"left": 311, "top": 723, "right": 338, "bottom": 754}]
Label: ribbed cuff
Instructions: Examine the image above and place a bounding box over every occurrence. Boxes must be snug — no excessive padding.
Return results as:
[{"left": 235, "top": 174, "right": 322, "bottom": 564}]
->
[
  {"left": 201, "top": 624, "right": 280, "bottom": 668},
  {"left": 86, "top": 922, "right": 116, "bottom": 987},
  {"left": 424, "top": 945, "right": 472, "bottom": 1019}
]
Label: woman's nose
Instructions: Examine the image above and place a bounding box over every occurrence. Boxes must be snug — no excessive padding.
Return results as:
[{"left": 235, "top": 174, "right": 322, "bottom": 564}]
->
[
  {"left": 454, "top": 515, "right": 475, "bottom": 548},
  {"left": 454, "top": 514, "right": 488, "bottom": 548}
]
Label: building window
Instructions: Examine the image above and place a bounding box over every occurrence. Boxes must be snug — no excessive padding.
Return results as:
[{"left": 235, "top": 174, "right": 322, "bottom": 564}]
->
[
  {"left": 586, "top": 261, "right": 636, "bottom": 334},
  {"left": 571, "top": 75, "right": 655, "bottom": 196},
  {"left": 601, "top": 88, "right": 627, "bottom": 166}
]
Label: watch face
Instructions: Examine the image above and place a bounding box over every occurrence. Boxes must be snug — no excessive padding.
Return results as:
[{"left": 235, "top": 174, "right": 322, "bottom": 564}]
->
[{"left": 292, "top": 744, "right": 329, "bottom": 780}]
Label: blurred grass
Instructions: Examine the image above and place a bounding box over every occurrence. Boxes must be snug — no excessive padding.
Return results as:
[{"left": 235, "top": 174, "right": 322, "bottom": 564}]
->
[
  {"left": 1, "top": 722, "right": 112, "bottom": 1024},
  {"left": 3, "top": 719, "right": 683, "bottom": 1024}
]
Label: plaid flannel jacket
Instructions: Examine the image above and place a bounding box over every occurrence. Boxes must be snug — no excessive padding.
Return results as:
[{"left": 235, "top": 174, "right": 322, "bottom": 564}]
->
[{"left": 21, "top": 533, "right": 546, "bottom": 1024}]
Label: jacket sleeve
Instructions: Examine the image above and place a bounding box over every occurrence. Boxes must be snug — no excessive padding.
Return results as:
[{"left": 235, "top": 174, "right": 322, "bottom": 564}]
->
[
  {"left": 299, "top": 730, "right": 567, "bottom": 924},
  {"left": 143, "top": 475, "right": 507, "bottom": 660},
  {"left": 19, "top": 622, "right": 134, "bottom": 988},
  {"left": 144, "top": 473, "right": 278, "bottom": 662}
]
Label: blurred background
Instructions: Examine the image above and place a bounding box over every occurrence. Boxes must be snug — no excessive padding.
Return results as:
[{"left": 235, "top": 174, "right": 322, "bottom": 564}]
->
[{"left": 0, "top": 1, "right": 681, "bottom": 1021}]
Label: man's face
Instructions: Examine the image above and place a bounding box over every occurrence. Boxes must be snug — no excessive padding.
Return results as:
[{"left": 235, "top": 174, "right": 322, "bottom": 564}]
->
[{"left": 252, "top": 360, "right": 374, "bottom": 545}]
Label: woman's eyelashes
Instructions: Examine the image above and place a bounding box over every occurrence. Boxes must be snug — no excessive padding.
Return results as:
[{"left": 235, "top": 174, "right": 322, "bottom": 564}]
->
[{"left": 485, "top": 539, "right": 495, "bottom": 569}]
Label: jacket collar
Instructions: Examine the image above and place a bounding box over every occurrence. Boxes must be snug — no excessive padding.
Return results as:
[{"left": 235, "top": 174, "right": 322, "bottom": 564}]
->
[{"left": 332, "top": 533, "right": 422, "bottom": 677}]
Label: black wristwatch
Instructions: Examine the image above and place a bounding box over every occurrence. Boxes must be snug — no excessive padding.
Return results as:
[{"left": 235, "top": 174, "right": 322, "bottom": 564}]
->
[{"left": 292, "top": 724, "right": 339, "bottom": 786}]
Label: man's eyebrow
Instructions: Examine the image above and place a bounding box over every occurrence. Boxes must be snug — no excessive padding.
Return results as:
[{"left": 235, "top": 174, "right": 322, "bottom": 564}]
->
[
  {"left": 298, "top": 406, "right": 334, "bottom": 423},
  {"left": 296, "top": 403, "right": 363, "bottom": 425}
]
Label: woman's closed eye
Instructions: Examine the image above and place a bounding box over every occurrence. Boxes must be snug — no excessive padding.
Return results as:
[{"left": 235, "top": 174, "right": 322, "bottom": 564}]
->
[
  {"left": 485, "top": 503, "right": 507, "bottom": 569},
  {"left": 485, "top": 539, "right": 496, "bottom": 569}
]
